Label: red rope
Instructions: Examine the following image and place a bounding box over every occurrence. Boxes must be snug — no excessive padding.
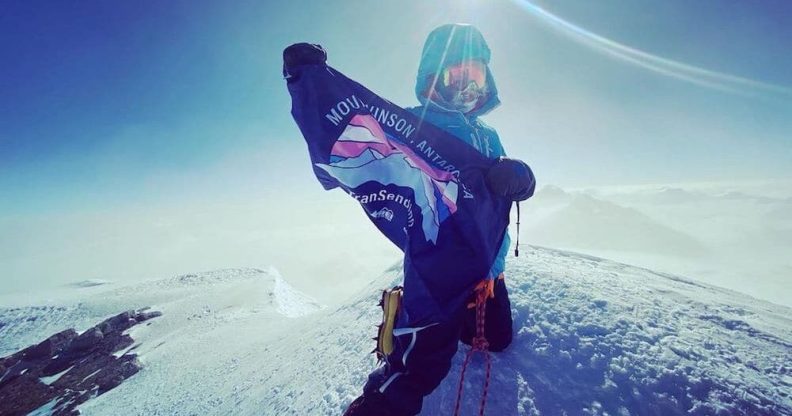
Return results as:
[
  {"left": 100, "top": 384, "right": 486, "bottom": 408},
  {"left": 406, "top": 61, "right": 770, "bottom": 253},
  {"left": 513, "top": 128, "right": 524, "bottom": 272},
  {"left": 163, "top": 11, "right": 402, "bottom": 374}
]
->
[{"left": 454, "top": 286, "right": 492, "bottom": 416}]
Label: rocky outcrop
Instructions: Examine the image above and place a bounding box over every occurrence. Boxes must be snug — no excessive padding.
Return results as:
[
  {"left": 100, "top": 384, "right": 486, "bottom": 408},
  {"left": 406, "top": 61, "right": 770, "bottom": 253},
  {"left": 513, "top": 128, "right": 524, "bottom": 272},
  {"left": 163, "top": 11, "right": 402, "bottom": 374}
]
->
[{"left": 0, "top": 308, "right": 161, "bottom": 416}]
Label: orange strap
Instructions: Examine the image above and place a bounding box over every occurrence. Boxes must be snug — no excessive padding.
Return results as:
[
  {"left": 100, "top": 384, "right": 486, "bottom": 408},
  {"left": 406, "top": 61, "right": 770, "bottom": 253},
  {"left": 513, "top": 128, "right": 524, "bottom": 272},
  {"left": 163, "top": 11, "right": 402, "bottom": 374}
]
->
[
  {"left": 455, "top": 278, "right": 493, "bottom": 416},
  {"left": 467, "top": 273, "right": 503, "bottom": 309}
]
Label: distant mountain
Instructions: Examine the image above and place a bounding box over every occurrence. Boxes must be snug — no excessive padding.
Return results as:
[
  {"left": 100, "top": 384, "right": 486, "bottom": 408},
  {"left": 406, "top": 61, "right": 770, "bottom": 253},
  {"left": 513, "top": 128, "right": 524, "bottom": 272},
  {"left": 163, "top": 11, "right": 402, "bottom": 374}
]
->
[
  {"left": 533, "top": 184, "right": 573, "bottom": 204},
  {"left": 66, "top": 279, "right": 112, "bottom": 288},
  {"left": 589, "top": 186, "right": 786, "bottom": 206},
  {"left": 523, "top": 186, "right": 706, "bottom": 256}
]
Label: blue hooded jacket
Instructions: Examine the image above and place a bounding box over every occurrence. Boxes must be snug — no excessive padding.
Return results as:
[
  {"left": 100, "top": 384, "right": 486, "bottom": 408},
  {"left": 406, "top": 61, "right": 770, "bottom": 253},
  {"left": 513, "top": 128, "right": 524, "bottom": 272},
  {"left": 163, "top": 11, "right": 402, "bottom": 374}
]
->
[{"left": 406, "top": 24, "right": 510, "bottom": 279}]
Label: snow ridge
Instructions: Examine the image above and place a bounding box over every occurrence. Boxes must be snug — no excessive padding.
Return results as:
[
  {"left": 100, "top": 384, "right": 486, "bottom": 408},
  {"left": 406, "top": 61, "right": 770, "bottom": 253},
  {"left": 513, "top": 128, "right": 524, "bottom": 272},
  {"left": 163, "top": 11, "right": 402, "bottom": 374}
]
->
[
  {"left": 203, "top": 246, "right": 791, "bottom": 416},
  {"left": 0, "top": 268, "right": 321, "bottom": 357},
  {"left": 5, "top": 253, "right": 789, "bottom": 415},
  {"left": 269, "top": 267, "right": 323, "bottom": 318}
]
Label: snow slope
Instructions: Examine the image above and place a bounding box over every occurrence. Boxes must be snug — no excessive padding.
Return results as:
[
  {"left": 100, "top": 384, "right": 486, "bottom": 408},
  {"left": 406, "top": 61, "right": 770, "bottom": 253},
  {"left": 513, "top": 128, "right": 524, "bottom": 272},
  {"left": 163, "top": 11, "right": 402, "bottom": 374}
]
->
[
  {"left": 0, "top": 267, "right": 320, "bottom": 358},
  {"left": 3, "top": 248, "right": 790, "bottom": 415}
]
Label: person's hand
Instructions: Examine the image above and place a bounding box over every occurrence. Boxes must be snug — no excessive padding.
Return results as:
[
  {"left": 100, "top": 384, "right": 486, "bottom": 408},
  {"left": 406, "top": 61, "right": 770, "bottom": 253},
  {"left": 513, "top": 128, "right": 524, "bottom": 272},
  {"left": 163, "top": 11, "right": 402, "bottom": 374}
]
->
[
  {"left": 282, "top": 43, "right": 327, "bottom": 80},
  {"left": 486, "top": 157, "right": 536, "bottom": 201}
]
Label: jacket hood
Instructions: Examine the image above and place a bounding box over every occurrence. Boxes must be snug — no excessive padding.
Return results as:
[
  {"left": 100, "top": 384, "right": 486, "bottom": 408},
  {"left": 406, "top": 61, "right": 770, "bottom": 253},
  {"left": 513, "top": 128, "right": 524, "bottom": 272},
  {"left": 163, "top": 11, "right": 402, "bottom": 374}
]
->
[{"left": 415, "top": 24, "right": 501, "bottom": 118}]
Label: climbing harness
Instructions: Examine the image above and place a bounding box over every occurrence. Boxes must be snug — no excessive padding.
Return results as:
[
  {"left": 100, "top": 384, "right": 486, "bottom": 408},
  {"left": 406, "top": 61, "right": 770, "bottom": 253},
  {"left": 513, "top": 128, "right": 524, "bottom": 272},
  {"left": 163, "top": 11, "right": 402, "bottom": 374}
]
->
[{"left": 454, "top": 280, "right": 494, "bottom": 416}]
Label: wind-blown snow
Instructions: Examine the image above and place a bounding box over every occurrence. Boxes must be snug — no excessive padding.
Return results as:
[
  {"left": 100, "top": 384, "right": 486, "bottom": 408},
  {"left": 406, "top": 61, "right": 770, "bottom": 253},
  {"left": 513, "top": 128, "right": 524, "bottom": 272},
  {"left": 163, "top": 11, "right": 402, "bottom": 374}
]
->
[
  {"left": 269, "top": 266, "right": 324, "bottom": 318},
  {"left": 0, "top": 267, "right": 321, "bottom": 356},
  {"left": 3, "top": 250, "right": 789, "bottom": 415}
]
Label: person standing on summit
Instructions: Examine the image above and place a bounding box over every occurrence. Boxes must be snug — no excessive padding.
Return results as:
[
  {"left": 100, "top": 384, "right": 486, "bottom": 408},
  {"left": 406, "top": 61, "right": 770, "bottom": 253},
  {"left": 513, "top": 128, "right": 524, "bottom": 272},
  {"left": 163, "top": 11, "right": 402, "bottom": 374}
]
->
[{"left": 344, "top": 24, "right": 535, "bottom": 416}]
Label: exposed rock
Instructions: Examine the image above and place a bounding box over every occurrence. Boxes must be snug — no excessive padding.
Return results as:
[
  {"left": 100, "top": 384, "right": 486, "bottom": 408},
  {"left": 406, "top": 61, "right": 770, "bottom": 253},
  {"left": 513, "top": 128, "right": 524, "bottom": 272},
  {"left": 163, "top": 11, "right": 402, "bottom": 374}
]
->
[
  {"left": 22, "top": 329, "right": 78, "bottom": 360},
  {"left": 69, "top": 328, "right": 103, "bottom": 352},
  {"left": 136, "top": 309, "right": 163, "bottom": 322},
  {"left": 0, "top": 308, "right": 159, "bottom": 416},
  {"left": 0, "top": 374, "right": 56, "bottom": 414}
]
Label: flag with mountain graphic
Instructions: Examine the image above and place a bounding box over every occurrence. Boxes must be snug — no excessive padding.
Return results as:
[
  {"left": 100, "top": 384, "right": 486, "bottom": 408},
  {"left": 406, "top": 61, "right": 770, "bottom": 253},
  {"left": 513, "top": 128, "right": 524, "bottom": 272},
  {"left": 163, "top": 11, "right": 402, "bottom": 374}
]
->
[{"left": 283, "top": 43, "right": 511, "bottom": 321}]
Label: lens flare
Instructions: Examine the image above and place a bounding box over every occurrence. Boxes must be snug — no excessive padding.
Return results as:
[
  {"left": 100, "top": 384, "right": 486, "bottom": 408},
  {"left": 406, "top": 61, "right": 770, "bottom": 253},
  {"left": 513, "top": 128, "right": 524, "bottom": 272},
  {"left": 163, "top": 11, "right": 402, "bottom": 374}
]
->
[{"left": 511, "top": 0, "right": 792, "bottom": 99}]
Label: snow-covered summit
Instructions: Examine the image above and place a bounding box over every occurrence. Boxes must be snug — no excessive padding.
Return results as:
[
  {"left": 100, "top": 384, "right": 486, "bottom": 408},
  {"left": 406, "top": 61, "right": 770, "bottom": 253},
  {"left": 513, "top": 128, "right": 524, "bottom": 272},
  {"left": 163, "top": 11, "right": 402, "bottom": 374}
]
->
[
  {"left": 142, "top": 267, "right": 274, "bottom": 289},
  {"left": 76, "top": 247, "right": 792, "bottom": 415},
  {"left": 212, "top": 245, "right": 787, "bottom": 416},
  {"left": 91, "top": 266, "right": 322, "bottom": 318},
  {"left": 4, "top": 251, "right": 790, "bottom": 415},
  {"left": 0, "top": 267, "right": 321, "bottom": 357}
]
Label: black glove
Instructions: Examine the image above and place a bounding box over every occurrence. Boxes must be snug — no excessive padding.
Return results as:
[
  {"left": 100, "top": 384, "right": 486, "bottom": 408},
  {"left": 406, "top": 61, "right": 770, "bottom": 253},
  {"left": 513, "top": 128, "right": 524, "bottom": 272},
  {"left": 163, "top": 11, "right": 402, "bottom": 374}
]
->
[
  {"left": 282, "top": 43, "right": 327, "bottom": 81},
  {"left": 486, "top": 157, "right": 536, "bottom": 201}
]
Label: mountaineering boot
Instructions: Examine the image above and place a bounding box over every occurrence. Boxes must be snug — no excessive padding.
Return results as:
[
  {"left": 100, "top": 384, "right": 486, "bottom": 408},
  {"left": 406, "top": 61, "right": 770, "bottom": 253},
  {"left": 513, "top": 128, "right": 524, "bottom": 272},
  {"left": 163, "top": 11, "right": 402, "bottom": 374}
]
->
[
  {"left": 374, "top": 287, "right": 403, "bottom": 361},
  {"left": 343, "top": 286, "right": 410, "bottom": 416}
]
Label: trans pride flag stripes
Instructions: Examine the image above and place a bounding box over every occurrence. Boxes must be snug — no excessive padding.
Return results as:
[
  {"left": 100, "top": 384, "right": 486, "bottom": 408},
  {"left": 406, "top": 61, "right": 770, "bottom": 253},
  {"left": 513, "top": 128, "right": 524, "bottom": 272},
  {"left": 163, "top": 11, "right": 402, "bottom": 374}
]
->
[
  {"left": 285, "top": 54, "right": 511, "bottom": 322},
  {"left": 315, "top": 114, "right": 458, "bottom": 245}
]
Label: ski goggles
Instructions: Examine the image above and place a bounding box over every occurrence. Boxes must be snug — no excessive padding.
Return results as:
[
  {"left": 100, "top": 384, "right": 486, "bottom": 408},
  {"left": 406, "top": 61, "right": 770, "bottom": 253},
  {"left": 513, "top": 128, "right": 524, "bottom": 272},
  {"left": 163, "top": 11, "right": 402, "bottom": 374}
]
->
[{"left": 440, "top": 60, "right": 487, "bottom": 91}]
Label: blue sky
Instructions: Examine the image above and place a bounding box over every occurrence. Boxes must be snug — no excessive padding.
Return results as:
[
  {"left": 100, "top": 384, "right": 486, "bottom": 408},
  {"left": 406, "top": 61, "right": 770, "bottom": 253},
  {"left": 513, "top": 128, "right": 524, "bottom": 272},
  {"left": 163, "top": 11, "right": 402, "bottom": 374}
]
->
[{"left": 2, "top": 0, "right": 791, "bottom": 217}]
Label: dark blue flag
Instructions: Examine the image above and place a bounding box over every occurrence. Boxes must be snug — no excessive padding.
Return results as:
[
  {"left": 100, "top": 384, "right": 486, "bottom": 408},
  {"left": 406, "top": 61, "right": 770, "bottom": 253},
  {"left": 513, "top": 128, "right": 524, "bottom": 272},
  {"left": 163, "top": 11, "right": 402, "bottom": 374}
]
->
[{"left": 284, "top": 46, "right": 511, "bottom": 322}]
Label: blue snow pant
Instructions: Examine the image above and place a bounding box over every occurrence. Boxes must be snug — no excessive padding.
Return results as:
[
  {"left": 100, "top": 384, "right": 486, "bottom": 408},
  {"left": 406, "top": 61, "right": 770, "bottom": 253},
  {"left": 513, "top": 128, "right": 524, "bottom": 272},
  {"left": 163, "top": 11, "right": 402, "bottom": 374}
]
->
[{"left": 363, "top": 278, "right": 513, "bottom": 416}]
